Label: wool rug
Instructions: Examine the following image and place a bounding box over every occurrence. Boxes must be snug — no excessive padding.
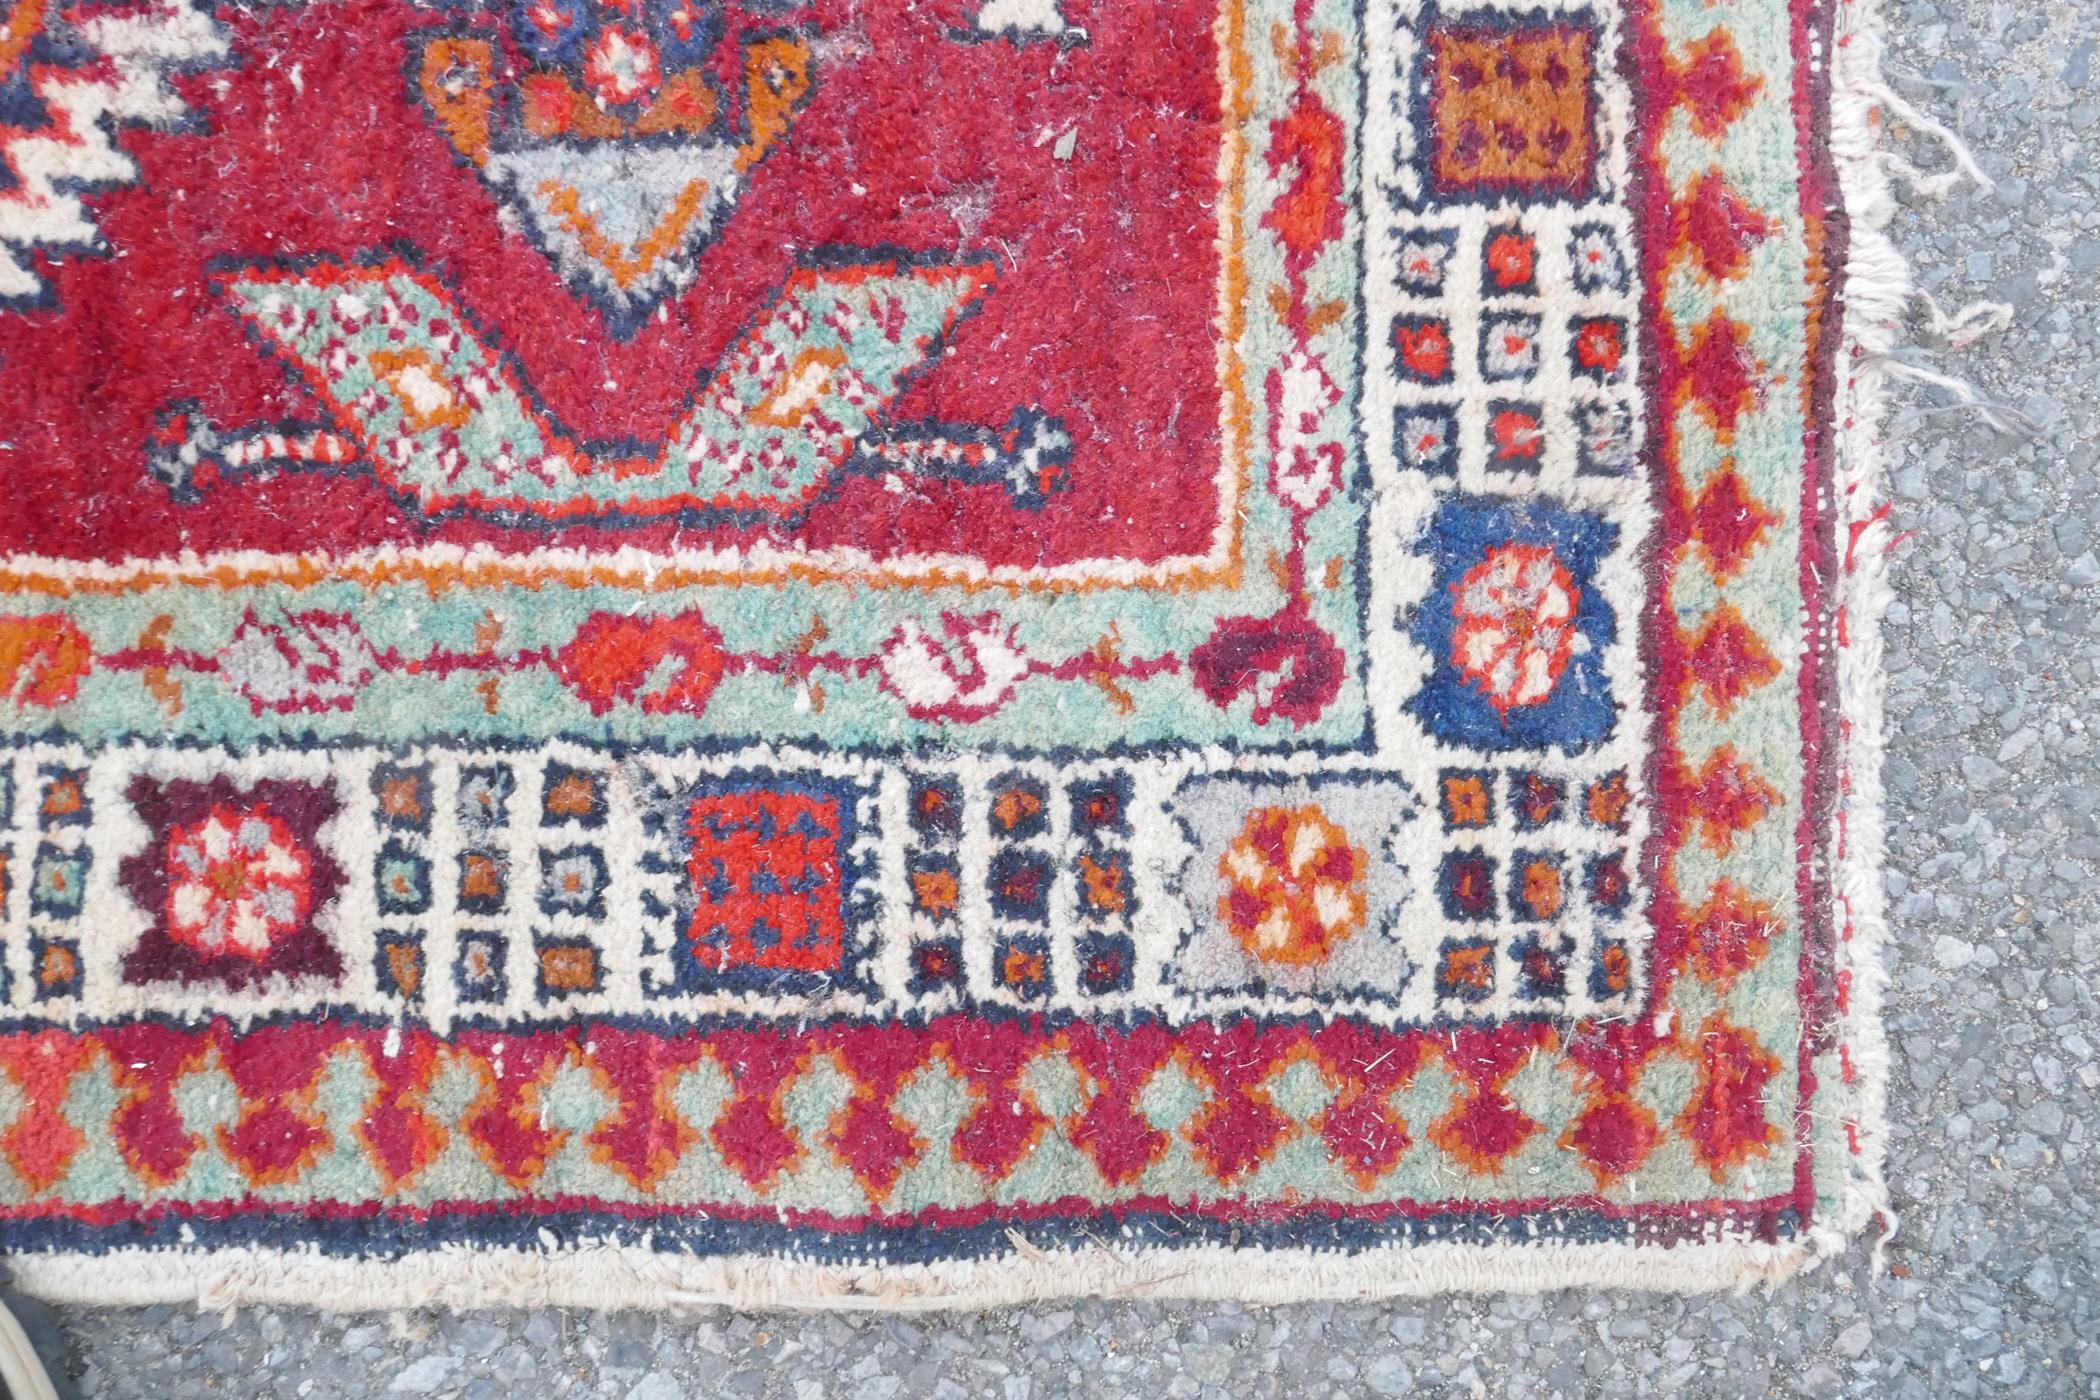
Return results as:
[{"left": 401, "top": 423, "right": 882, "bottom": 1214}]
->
[{"left": 0, "top": 0, "right": 1906, "bottom": 1307}]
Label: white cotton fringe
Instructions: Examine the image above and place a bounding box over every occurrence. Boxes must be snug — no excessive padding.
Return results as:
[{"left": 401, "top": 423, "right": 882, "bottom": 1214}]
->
[
  {"left": 1811, "top": 0, "right": 1975, "bottom": 1278},
  {"left": 9, "top": 1236, "right": 1819, "bottom": 1313},
  {"left": 7, "top": 0, "right": 1947, "bottom": 1313}
]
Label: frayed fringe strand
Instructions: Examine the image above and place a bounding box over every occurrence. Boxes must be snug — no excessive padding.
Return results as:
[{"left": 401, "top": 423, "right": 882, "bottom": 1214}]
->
[
  {"left": 1819, "top": 0, "right": 2013, "bottom": 1278},
  {"left": 1821, "top": 0, "right": 1911, "bottom": 1282},
  {"left": 1835, "top": 3, "right": 2029, "bottom": 429}
]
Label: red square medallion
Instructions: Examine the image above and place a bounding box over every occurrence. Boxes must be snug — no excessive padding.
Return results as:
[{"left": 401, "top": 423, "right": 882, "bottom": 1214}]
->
[{"left": 685, "top": 786, "right": 847, "bottom": 975}]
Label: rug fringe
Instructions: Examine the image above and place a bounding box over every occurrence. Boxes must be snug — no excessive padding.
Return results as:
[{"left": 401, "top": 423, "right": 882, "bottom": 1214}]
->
[
  {"left": 6, "top": 1236, "right": 1819, "bottom": 1313},
  {"left": 1819, "top": 0, "right": 2005, "bottom": 1281}
]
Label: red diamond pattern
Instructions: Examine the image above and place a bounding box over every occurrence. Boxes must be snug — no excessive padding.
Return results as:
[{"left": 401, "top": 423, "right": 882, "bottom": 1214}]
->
[
  {"left": 1678, "top": 312, "right": 1765, "bottom": 440},
  {"left": 1680, "top": 1015, "right": 1782, "bottom": 1182},
  {"left": 1685, "top": 603, "right": 1783, "bottom": 717},
  {"left": 1676, "top": 169, "right": 1774, "bottom": 283},
  {"left": 1664, "top": 30, "right": 1764, "bottom": 140},
  {"left": 1686, "top": 747, "right": 1784, "bottom": 854},
  {"left": 1689, "top": 463, "right": 1780, "bottom": 580}
]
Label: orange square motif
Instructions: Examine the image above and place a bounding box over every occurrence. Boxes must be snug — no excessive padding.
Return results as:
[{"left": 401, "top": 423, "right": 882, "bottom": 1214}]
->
[{"left": 1426, "top": 24, "right": 1596, "bottom": 197}]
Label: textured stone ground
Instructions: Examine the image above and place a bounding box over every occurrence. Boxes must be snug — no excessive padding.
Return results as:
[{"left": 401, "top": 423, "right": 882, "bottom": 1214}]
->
[{"left": 38, "top": 0, "right": 2100, "bottom": 1393}]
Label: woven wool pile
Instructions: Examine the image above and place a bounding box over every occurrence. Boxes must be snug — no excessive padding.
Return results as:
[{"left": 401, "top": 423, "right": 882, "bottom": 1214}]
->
[{"left": 0, "top": 0, "right": 1901, "bottom": 1305}]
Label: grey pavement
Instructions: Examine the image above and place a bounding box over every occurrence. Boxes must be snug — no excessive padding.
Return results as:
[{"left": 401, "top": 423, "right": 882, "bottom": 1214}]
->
[{"left": 43, "top": 0, "right": 2100, "bottom": 1394}]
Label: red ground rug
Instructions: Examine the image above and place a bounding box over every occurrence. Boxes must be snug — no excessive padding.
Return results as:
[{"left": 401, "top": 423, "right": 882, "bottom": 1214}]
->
[{"left": 0, "top": 0, "right": 1901, "bottom": 1305}]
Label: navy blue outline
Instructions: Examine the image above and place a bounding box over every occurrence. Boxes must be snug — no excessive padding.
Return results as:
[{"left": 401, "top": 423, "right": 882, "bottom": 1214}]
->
[
  {"left": 903, "top": 849, "right": 961, "bottom": 928},
  {"left": 1585, "top": 851, "right": 1631, "bottom": 920},
  {"left": 456, "top": 763, "right": 515, "bottom": 835},
  {"left": 0, "top": 994, "right": 1625, "bottom": 1041},
  {"left": 1565, "top": 219, "right": 1630, "bottom": 293},
  {"left": 1479, "top": 221, "right": 1539, "bottom": 297},
  {"left": 1073, "top": 846, "right": 1136, "bottom": 926},
  {"left": 905, "top": 936, "right": 962, "bottom": 997},
  {"left": 1068, "top": 773, "right": 1133, "bottom": 842},
  {"left": 1074, "top": 931, "right": 1135, "bottom": 997},
  {"left": 1401, "top": 4, "right": 1610, "bottom": 212},
  {"left": 1393, "top": 400, "right": 1461, "bottom": 478},
  {"left": 986, "top": 847, "right": 1054, "bottom": 925},
  {"left": 370, "top": 762, "right": 435, "bottom": 833},
  {"left": 1437, "top": 767, "right": 1495, "bottom": 831},
  {"left": 373, "top": 930, "right": 425, "bottom": 1002},
  {"left": 1391, "top": 313, "right": 1456, "bottom": 385},
  {"left": 28, "top": 843, "right": 88, "bottom": 919},
  {"left": 456, "top": 848, "right": 510, "bottom": 917},
  {"left": 1569, "top": 314, "right": 1630, "bottom": 383},
  {"left": 1391, "top": 225, "right": 1460, "bottom": 296},
  {"left": 1507, "top": 849, "right": 1566, "bottom": 923},
  {"left": 1437, "top": 848, "right": 1498, "bottom": 923},
  {"left": 990, "top": 931, "right": 1052, "bottom": 1001},
  {"left": 984, "top": 771, "right": 1051, "bottom": 841},
  {"left": 539, "top": 762, "right": 608, "bottom": 831},
  {"left": 374, "top": 841, "right": 434, "bottom": 917},
  {"left": 1589, "top": 936, "right": 1634, "bottom": 1001},
  {"left": 1483, "top": 398, "right": 1546, "bottom": 473},
  {"left": 453, "top": 930, "right": 509, "bottom": 1004},
  {"left": 1508, "top": 770, "right": 1566, "bottom": 829},
  {"left": 1509, "top": 929, "right": 1571, "bottom": 1001},
  {"left": 1478, "top": 310, "right": 1543, "bottom": 382},
  {"left": 0, "top": 1192, "right": 1807, "bottom": 1267},
  {"left": 646, "top": 768, "right": 878, "bottom": 1000},
  {"left": 34, "top": 765, "right": 90, "bottom": 829},
  {"left": 1574, "top": 398, "right": 1638, "bottom": 477},
  {"left": 1433, "top": 936, "right": 1497, "bottom": 1003},
  {"left": 537, "top": 843, "right": 610, "bottom": 921},
  {"left": 906, "top": 774, "right": 963, "bottom": 843},
  {"left": 533, "top": 933, "right": 605, "bottom": 999},
  {"left": 23, "top": 933, "right": 80, "bottom": 1003}
]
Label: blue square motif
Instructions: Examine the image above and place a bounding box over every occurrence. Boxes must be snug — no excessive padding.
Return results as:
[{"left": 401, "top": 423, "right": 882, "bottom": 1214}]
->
[{"left": 1407, "top": 497, "right": 1617, "bottom": 753}]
